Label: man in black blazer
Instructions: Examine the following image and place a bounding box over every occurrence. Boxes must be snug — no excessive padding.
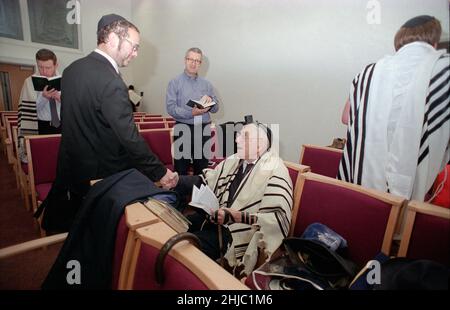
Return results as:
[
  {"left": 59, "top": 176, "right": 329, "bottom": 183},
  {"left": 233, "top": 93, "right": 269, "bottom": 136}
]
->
[{"left": 39, "top": 14, "right": 178, "bottom": 232}]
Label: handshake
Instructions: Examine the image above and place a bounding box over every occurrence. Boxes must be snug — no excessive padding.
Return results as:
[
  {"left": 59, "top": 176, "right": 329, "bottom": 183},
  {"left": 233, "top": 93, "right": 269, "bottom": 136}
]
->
[{"left": 159, "top": 169, "right": 179, "bottom": 189}]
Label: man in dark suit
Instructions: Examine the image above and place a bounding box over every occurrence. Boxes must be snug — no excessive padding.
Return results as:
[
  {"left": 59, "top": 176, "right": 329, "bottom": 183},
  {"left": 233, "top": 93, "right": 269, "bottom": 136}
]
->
[{"left": 40, "top": 14, "right": 178, "bottom": 232}]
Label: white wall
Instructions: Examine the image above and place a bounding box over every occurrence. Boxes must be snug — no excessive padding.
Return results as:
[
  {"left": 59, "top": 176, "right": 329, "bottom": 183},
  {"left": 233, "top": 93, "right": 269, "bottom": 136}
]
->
[
  {"left": 0, "top": 0, "right": 132, "bottom": 80},
  {"left": 130, "top": 0, "right": 449, "bottom": 162}
]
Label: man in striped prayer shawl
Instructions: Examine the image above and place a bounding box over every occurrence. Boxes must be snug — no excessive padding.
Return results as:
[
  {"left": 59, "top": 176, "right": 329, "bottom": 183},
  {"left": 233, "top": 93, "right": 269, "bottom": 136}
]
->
[
  {"left": 175, "top": 121, "right": 293, "bottom": 276},
  {"left": 17, "top": 49, "right": 61, "bottom": 162},
  {"left": 339, "top": 15, "right": 449, "bottom": 201}
]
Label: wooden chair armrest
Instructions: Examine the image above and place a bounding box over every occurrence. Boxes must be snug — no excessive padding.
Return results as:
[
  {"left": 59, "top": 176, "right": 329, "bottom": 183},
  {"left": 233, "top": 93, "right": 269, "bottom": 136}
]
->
[{"left": 0, "top": 233, "right": 68, "bottom": 259}]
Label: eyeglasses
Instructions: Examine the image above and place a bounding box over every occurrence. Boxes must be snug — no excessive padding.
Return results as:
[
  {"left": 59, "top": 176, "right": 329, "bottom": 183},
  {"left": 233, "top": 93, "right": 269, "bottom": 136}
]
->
[
  {"left": 185, "top": 57, "right": 202, "bottom": 64},
  {"left": 123, "top": 38, "right": 140, "bottom": 52}
]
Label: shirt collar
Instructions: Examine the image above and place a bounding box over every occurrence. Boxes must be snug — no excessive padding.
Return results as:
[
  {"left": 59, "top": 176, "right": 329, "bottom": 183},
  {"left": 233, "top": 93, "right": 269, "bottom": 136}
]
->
[
  {"left": 94, "top": 48, "right": 119, "bottom": 74},
  {"left": 183, "top": 70, "right": 198, "bottom": 80},
  {"left": 242, "top": 159, "right": 257, "bottom": 171}
]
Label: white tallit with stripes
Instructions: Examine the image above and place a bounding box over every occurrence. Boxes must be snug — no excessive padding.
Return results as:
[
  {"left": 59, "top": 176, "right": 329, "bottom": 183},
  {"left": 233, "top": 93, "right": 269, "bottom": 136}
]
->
[
  {"left": 17, "top": 76, "right": 38, "bottom": 162},
  {"left": 202, "top": 150, "right": 293, "bottom": 275},
  {"left": 338, "top": 42, "right": 449, "bottom": 200}
]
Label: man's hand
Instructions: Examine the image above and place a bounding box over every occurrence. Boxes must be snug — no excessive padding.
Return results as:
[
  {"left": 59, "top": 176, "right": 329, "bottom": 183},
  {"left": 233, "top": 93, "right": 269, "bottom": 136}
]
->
[
  {"left": 159, "top": 169, "right": 179, "bottom": 189},
  {"left": 210, "top": 208, "right": 240, "bottom": 225},
  {"left": 192, "top": 106, "right": 210, "bottom": 116},
  {"left": 52, "top": 91, "right": 61, "bottom": 102},
  {"left": 42, "top": 85, "right": 59, "bottom": 100},
  {"left": 200, "top": 95, "right": 212, "bottom": 104}
]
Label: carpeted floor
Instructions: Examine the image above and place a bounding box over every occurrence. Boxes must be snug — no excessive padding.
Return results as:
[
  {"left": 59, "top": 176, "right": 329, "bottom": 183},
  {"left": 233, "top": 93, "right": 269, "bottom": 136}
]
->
[{"left": 0, "top": 149, "right": 62, "bottom": 290}]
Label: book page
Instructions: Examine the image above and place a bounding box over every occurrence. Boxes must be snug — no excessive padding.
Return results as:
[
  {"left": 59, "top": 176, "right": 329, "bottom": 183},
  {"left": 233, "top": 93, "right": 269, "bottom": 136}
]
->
[
  {"left": 192, "top": 99, "right": 216, "bottom": 109},
  {"left": 189, "top": 184, "right": 220, "bottom": 214}
]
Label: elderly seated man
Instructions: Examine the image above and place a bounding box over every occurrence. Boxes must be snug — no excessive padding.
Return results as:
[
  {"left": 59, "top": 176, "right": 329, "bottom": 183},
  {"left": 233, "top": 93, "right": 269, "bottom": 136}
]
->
[{"left": 174, "top": 117, "right": 293, "bottom": 276}]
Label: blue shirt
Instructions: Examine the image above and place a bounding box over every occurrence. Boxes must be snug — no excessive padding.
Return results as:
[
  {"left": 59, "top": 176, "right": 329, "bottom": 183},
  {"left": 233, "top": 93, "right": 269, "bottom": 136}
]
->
[{"left": 166, "top": 71, "right": 219, "bottom": 125}]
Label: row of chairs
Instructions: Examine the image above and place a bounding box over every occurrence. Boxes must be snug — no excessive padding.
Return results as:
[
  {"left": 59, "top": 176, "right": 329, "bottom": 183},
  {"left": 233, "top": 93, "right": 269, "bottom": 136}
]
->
[
  {"left": 0, "top": 201, "right": 248, "bottom": 290},
  {"left": 1, "top": 159, "right": 447, "bottom": 289}
]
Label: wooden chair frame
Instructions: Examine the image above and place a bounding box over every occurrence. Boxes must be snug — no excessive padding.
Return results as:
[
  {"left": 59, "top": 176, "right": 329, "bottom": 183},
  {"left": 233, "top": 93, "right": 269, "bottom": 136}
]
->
[
  {"left": 397, "top": 200, "right": 450, "bottom": 257},
  {"left": 126, "top": 217, "right": 249, "bottom": 290}
]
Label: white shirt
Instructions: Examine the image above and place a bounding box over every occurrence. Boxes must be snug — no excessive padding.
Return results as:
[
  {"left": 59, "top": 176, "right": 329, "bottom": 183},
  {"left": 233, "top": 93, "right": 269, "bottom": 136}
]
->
[
  {"left": 94, "top": 48, "right": 119, "bottom": 74},
  {"left": 36, "top": 84, "right": 61, "bottom": 121}
]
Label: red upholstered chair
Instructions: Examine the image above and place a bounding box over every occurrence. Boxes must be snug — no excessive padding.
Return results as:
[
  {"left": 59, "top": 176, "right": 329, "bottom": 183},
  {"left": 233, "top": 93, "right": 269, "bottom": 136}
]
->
[
  {"left": 299, "top": 144, "right": 343, "bottom": 178},
  {"left": 290, "top": 172, "right": 404, "bottom": 267},
  {"left": 138, "top": 121, "right": 166, "bottom": 130},
  {"left": 397, "top": 201, "right": 450, "bottom": 266},
  {"left": 25, "top": 135, "right": 61, "bottom": 217},
  {"left": 0, "top": 202, "right": 159, "bottom": 290},
  {"left": 127, "top": 219, "right": 249, "bottom": 290},
  {"left": 112, "top": 202, "right": 161, "bottom": 289},
  {"left": 166, "top": 120, "right": 175, "bottom": 128},
  {"left": 139, "top": 128, "right": 174, "bottom": 171}
]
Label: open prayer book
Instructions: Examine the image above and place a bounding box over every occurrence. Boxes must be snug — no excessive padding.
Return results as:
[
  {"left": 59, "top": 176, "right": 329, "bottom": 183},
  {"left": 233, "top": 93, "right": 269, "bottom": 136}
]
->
[
  {"left": 186, "top": 98, "right": 216, "bottom": 109},
  {"left": 189, "top": 184, "right": 220, "bottom": 214},
  {"left": 144, "top": 198, "right": 191, "bottom": 233},
  {"left": 31, "top": 75, "right": 62, "bottom": 91}
]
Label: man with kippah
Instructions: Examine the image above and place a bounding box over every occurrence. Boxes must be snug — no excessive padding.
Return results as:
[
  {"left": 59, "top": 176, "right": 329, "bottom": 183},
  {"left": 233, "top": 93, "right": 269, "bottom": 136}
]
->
[
  {"left": 41, "top": 14, "right": 178, "bottom": 232},
  {"left": 339, "top": 15, "right": 449, "bottom": 202},
  {"left": 173, "top": 117, "right": 293, "bottom": 277}
]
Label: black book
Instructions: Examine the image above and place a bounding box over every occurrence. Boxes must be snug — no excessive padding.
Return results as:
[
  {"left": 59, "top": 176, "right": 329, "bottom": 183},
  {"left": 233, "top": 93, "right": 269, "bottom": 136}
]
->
[
  {"left": 31, "top": 75, "right": 62, "bottom": 91},
  {"left": 186, "top": 99, "right": 216, "bottom": 109}
]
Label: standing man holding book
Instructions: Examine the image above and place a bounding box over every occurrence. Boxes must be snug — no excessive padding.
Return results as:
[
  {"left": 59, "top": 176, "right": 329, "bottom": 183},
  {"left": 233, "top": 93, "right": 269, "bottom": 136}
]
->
[
  {"left": 17, "top": 49, "right": 61, "bottom": 161},
  {"left": 166, "top": 47, "right": 219, "bottom": 175},
  {"left": 39, "top": 14, "right": 178, "bottom": 232}
]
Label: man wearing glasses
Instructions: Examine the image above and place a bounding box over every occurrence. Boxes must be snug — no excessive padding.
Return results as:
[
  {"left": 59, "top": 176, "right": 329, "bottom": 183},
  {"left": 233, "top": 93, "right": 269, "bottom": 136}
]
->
[
  {"left": 41, "top": 14, "right": 178, "bottom": 232},
  {"left": 166, "top": 47, "right": 219, "bottom": 176}
]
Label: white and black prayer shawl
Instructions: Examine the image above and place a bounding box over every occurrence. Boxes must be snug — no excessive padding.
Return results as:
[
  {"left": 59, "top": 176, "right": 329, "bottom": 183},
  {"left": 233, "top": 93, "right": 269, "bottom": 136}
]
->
[
  {"left": 338, "top": 42, "right": 449, "bottom": 200},
  {"left": 201, "top": 150, "right": 293, "bottom": 275},
  {"left": 17, "top": 76, "right": 38, "bottom": 162}
]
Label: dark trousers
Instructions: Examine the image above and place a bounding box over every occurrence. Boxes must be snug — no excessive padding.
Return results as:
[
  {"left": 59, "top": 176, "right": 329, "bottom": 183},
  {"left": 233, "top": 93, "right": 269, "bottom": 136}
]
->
[
  {"left": 187, "top": 211, "right": 232, "bottom": 261},
  {"left": 38, "top": 120, "right": 61, "bottom": 135},
  {"left": 174, "top": 122, "right": 210, "bottom": 175}
]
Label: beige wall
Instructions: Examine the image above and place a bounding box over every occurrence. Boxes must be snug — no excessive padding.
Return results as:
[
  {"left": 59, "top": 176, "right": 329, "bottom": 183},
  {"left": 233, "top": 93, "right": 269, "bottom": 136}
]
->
[
  {"left": 1, "top": 0, "right": 447, "bottom": 162},
  {"left": 129, "top": 0, "right": 449, "bottom": 162}
]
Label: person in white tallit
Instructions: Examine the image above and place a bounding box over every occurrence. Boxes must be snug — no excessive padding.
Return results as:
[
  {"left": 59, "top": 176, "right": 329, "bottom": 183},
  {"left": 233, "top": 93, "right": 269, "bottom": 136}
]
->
[
  {"left": 174, "top": 119, "right": 293, "bottom": 276},
  {"left": 339, "top": 15, "right": 449, "bottom": 201},
  {"left": 18, "top": 49, "right": 61, "bottom": 162}
]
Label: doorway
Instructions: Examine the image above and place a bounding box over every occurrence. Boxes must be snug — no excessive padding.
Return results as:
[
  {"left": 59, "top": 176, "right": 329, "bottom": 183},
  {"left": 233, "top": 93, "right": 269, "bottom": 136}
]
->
[{"left": 0, "top": 63, "right": 34, "bottom": 111}]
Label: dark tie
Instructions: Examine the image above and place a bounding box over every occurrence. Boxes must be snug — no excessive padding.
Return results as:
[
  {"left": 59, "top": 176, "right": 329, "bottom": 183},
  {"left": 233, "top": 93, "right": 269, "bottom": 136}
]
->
[
  {"left": 228, "top": 163, "right": 254, "bottom": 202},
  {"left": 49, "top": 98, "right": 60, "bottom": 128}
]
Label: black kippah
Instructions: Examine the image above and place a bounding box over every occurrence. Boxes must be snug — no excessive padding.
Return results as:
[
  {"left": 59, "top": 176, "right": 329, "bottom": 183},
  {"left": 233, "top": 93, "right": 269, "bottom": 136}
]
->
[{"left": 402, "top": 15, "right": 434, "bottom": 28}]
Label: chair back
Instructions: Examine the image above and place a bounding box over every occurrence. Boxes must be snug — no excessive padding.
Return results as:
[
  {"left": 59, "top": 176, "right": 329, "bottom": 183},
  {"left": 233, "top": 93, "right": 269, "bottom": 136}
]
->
[
  {"left": 26, "top": 135, "right": 61, "bottom": 185},
  {"left": 112, "top": 202, "right": 161, "bottom": 289},
  {"left": 299, "top": 144, "right": 343, "bottom": 178},
  {"left": 128, "top": 220, "right": 249, "bottom": 290},
  {"left": 139, "top": 129, "right": 174, "bottom": 171},
  {"left": 290, "top": 172, "right": 404, "bottom": 266},
  {"left": 284, "top": 161, "right": 310, "bottom": 235},
  {"left": 397, "top": 201, "right": 450, "bottom": 266},
  {"left": 138, "top": 122, "right": 166, "bottom": 130}
]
